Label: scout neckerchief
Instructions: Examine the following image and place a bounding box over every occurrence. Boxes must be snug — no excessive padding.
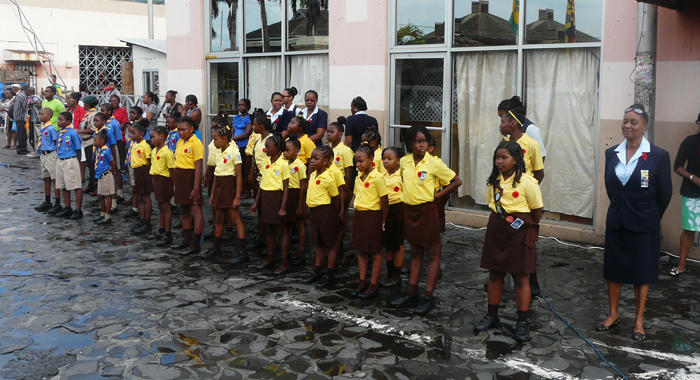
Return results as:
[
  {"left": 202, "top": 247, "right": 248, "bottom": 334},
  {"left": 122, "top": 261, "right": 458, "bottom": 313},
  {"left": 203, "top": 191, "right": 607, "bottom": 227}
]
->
[
  {"left": 493, "top": 179, "right": 525, "bottom": 230},
  {"left": 94, "top": 146, "right": 108, "bottom": 172},
  {"left": 58, "top": 127, "right": 73, "bottom": 153},
  {"left": 37, "top": 121, "right": 53, "bottom": 152},
  {"left": 93, "top": 125, "right": 109, "bottom": 161}
]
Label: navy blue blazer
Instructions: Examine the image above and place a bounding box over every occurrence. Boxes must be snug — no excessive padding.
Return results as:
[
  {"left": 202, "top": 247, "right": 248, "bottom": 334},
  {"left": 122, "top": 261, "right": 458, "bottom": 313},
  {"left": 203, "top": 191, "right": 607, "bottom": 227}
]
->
[
  {"left": 273, "top": 109, "right": 295, "bottom": 134},
  {"left": 306, "top": 108, "right": 328, "bottom": 147},
  {"left": 604, "top": 143, "right": 673, "bottom": 232},
  {"left": 346, "top": 113, "right": 379, "bottom": 151}
]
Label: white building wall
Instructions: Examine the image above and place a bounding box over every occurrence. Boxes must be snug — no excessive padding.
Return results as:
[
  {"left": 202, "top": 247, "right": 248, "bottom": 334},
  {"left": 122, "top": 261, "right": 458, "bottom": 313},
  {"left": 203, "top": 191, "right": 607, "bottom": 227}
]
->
[
  {"left": 131, "top": 46, "right": 168, "bottom": 97},
  {"left": 0, "top": 0, "right": 166, "bottom": 92}
]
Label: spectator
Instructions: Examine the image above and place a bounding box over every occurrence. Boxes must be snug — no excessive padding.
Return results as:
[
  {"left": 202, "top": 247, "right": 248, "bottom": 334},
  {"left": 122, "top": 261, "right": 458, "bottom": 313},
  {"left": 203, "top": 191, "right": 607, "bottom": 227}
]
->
[
  {"left": 13, "top": 86, "right": 29, "bottom": 155},
  {"left": 1, "top": 88, "right": 16, "bottom": 149},
  {"left": 41, "top": 86, "right": 66, "bottom": 127},
  {"left": 344, "top": 96, "right": 378, "bottom": 151}
]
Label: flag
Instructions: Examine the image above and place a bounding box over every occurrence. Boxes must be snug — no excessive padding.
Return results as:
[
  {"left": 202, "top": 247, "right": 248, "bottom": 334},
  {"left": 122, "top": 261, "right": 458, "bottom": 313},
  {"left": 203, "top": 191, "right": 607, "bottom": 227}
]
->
[
  {"left": 509, "top": 0, "right": 520, "bottom": 36},
  {"left": 565, "top": 0, "right": 576, "bottom": 43}
]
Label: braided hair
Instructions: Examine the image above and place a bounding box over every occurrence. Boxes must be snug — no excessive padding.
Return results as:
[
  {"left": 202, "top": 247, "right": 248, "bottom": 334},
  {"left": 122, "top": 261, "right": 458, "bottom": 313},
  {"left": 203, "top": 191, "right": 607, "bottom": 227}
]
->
[
  {"left": 487, "top": 141, "right": 526, "bottom": 188},
  {"left": 152, "top": 125, "right": 169, "bottom": 138},
  {"left": 361, "top": 125, "right": 381, "bottom": 146},
  {"left": 383, "top": 146, "right": 405, "bottom": 159},
  {"left": 403, "top": 125, "right": 431, "bottom": 154},
  {"left": 292, "top": 115, "right": 309, "bottom": 135},
  {"left": 315, "top": 145, "right": 334, "bottom": 163},
  {"left": 355, "top": 144, "right": 374, "bottom": 159},
  {"left": 503, "top": 107, "right": 526, "bottom": 127},
  {"left": 213, "top": 123, "right": 232, "bottom": 142},
  {"left": 286, "top": 134, "right": 301, "bottom": 150},
  {"left": 252, "top": 109, "right": 271, "bottom": 131},
  {"left": 329, "top": 116, "right": 347, "bottom": 133},
  {"left": 268, "top": 133, "right": 285, "bottom": 155}
]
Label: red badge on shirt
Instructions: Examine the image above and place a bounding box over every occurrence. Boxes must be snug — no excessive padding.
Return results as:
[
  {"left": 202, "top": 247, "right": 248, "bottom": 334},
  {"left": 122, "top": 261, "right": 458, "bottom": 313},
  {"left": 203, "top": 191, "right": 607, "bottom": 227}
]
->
[
  {"left": 294, "top": 167, "right": 299, "bottom": 172},
  {"left": 364, "top": 182, "right": 370, "bottom": 188},
  {"left": 265, "top": 164, "right": 270, "bottom": 169},
  {"left": 512, "top": 191, "right": 520, "bottom": 198},
  {"left": 316, "top": 180, "right": 321, "bottom": 185},
  {"left": 372, "top": 162, "right": 376, "bottom": 167},
  {"left": 157, "top": 156, "right": 161, "bottom": 160},
  {"left": 522, "top": 148, "right": 527, "bottom": 154},
  {"left": 44, "top": 131, "right": 48, "bottom": 136},
  {"left": 223, "top": 158, "right": 228, "bottom": 164},
  {"left": 335, "top": 156, "right": 341, "bottom": 162},
  {"left": 262, "top": 148, "right": 266, "bottom": 153},
  {"left": 394, "top": 186, "right": 400, "bottom": 192},
  {"left": 642, "top": 153, "right": 648, "bottom": 161},
  {"left": 137, "top": 150, "right": 142, "bottom": 158}
]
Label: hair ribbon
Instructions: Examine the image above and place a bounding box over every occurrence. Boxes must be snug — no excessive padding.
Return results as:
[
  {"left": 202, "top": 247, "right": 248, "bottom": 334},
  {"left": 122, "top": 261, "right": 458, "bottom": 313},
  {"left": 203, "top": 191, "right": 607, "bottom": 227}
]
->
[{"left": 508, "top": 110, "right": 523, "bottom": 126}]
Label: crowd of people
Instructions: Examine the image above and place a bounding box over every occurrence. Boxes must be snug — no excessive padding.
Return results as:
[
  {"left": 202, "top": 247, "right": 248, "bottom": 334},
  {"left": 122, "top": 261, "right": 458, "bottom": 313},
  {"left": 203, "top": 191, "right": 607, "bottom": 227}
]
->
[{"left": 10, "top": 79, "right": 695, "bottom": 343}]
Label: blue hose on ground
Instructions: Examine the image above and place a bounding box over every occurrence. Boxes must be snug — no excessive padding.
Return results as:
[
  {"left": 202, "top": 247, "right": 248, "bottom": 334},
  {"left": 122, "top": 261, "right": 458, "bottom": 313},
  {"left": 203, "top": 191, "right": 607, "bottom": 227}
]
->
[{"left": 540, "top": 294, "right": 629, "bottom": 380}]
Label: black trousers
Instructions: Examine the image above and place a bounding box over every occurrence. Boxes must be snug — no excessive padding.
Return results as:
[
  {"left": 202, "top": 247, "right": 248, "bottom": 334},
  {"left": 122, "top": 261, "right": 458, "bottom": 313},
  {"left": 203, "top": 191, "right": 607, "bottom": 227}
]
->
[
  {"left": 84, "top": 144, "right": 96, "bottom": 189},
  {"left": 15, "top": 116, "right": 27, "bottom": 153}
]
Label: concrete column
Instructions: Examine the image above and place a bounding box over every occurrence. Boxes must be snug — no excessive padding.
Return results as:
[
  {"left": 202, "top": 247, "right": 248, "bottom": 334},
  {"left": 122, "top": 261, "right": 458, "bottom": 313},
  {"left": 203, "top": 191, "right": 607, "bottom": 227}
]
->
[{"left": 634, "top": 3, "right": 658, "bottom": 141}]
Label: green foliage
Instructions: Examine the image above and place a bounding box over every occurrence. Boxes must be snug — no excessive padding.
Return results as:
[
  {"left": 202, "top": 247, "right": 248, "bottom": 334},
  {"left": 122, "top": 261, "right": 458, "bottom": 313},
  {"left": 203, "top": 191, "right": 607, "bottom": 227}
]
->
[{"left": 397, "top": 23, "right": 426, "bottom": 45}]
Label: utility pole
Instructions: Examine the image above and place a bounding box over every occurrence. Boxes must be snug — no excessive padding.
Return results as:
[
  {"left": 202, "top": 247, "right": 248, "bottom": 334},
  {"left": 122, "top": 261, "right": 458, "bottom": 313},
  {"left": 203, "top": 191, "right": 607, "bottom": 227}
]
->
[
  {"left": 634, "top": 3, "right": 658, "bottom": 142},
  {"left": 148, "top": 0, "right": 154, "bottom": 39}
]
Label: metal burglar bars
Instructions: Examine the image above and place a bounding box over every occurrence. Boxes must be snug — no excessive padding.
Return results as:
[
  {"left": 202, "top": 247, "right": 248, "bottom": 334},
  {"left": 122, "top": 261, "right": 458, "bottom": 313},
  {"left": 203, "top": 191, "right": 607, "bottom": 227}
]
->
[
  {"left": 79, "top": 46, "right": 132, "bottom": 93},
  {"left": 7, "top": 0, "right": 66, "bottom": 94}
]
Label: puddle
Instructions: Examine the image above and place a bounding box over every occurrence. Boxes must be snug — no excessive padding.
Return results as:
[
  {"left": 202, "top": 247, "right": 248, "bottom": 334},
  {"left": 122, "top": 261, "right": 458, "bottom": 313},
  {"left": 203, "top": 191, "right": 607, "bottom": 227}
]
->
[
  {"left": 30, "top": 327, "right": 96, "bottom": 354},
  {"left": 317, "top": 359, "right": 356, "bottom": 376}
]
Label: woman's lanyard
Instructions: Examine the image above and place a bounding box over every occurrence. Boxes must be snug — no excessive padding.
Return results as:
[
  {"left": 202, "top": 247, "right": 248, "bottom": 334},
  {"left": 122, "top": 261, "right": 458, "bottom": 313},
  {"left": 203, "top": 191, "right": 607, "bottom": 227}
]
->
[{"left": 493, "top": 180, "right": 526, "bottom": 230}]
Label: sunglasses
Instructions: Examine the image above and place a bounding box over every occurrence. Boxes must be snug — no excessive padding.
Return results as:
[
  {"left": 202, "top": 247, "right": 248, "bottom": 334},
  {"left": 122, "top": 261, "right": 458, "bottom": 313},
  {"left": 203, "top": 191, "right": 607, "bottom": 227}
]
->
[{"left": 625, "top": 107, "right": 645, "bottom": 115}]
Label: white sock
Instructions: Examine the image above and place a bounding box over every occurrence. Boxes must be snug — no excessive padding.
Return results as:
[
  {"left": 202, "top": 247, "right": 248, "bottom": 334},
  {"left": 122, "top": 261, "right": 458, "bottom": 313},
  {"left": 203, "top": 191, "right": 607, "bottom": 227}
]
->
[
  {"left": 101, "top": 212, "right": 105, "bottom": 217},
  {"left": 111, "top": 202, "right": 117, "bottom": 210},
  {"left": 104, "top": 214, "right": 111, "bottom": 220},
  {"left": 117, "top": 189, "right": 123, "bottom": 197},
  {"left": 132, "top": 207, "right": 138, "bottom": 212}
]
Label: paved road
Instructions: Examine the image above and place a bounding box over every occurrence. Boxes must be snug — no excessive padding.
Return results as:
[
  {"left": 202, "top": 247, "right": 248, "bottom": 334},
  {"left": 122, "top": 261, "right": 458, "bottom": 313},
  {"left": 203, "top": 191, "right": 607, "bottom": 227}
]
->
[{"left": 0, "top": 148, "right": 698, "bottom": 380}]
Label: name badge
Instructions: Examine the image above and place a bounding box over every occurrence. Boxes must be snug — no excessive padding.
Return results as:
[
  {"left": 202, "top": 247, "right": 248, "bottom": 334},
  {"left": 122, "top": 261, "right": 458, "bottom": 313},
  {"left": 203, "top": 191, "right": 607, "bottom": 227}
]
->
[
  {"left": 510, "top": 218, "right": 524, "bottom": 230},
  {"left": 641, "top": 170, "right": 649, "bottom": 188}
]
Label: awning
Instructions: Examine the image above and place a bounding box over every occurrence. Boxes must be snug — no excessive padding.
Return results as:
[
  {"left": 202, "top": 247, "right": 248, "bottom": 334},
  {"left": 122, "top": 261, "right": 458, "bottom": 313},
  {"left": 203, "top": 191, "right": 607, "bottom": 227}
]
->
[
  {"left": 636, "top": 0, "right": 686, "bottom": 10},
  {"left": 3, "top": 49, "right": 54, "bottom": 62}
]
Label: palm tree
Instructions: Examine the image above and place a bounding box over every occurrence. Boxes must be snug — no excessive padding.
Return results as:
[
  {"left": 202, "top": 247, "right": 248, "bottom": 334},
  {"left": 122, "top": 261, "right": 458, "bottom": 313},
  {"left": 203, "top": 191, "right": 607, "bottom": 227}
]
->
[
  {"left": 397, "top": 23, "right": 426, "bottom": 45},
  {"left": 290, "top": 0, "right": 327, "bottom": 13},
  {"left": 211, "top": 0, "right": 238, "bottom": 50}
]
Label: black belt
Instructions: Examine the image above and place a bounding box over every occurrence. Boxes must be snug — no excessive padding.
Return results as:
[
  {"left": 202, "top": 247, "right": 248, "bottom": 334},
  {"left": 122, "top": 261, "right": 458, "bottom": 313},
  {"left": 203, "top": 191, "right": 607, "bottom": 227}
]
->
[
  {"left": 41, "top": 150, "right": 55, "bottom": 155},
  {"left": 59, "top": 156, "right": 77, "bottom": 161},
  {"left": 98, "top": 172, "right": 111, "bottom": 179}
]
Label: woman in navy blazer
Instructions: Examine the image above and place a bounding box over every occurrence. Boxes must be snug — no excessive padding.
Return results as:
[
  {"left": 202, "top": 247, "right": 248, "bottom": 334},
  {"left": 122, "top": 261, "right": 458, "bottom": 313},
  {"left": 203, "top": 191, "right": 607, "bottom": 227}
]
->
[
  {"left": 598, "top": 104, "right": 672, "bottom": 341},
  {"left": 301, "top": 90, "right": 327, "bottom": 147}
]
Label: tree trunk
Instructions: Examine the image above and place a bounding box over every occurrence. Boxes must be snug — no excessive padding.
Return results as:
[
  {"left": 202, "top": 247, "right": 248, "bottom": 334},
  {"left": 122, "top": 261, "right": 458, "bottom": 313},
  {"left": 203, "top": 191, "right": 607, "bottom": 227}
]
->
[
  {"left": 228, "top": 0, "right": 237, "bottom": 50},
  {"left": 259, "top": 0, "right": 271, "bottom": 52}
]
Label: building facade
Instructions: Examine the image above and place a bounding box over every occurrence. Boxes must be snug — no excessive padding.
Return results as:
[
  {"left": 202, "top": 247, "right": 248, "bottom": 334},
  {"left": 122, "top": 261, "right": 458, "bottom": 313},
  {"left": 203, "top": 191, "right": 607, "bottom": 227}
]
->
[{"left": 167, "top": 0, "right": 700, "bottom": 252}]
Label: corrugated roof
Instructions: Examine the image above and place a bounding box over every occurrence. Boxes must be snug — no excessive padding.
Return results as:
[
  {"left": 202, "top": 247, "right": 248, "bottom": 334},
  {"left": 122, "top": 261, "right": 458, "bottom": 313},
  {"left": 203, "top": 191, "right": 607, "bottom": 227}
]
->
[{"left": 119, "top": 38, "right": 167, "bottom": 54}]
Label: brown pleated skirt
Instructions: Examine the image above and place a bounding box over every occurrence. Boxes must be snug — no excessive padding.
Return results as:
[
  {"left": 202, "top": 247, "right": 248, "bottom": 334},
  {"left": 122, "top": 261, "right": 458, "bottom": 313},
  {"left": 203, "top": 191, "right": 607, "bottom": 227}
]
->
[
  {"left": 481, "top": 212, "right": 539, "bottom": 274},
  {"left": 310, "top": 204, "right": 338, "bottom": 248},
  {"left": 404, "top": 202, "right": 441, "bottom": 248},
  {"left": 284, "top": 188, "right": 301, "bottom": 223},
  {"left": 261, "top": 190, "right": 283, "bottom": 225},
  {"left": 438, "top": 195, "right": 449, "bottom": 233},
  {"left": 352, "top": 210, "right": 383, "bottom": 254},
  {"left": 211, "top": 175, "right": 236, "bottom": 208},
  {"left": 133, "top": 166, "right": 153, "bottom": 195},
  {"left": 152, "top": 175, "right": 174, "bottom": 203},
  {"left": 206, "top": 165, "right": 216, "bottom": 196},
  {"left": 174, "top": 168, "right": 201, "bottom": 206},
  {"left": 383, "top": 202, "right": 405, "bottom": 250}
]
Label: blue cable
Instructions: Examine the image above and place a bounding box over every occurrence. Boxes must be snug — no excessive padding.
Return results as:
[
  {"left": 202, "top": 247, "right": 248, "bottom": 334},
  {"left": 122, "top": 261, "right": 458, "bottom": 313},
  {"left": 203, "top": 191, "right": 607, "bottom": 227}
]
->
[{"left": 540, "top": 294, "right": 629, "bottom": 380}]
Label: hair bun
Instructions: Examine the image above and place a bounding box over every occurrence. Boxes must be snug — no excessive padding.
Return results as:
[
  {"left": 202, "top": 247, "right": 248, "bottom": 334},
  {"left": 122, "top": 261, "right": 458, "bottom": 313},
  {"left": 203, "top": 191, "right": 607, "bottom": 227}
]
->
[
  {"left": 336, "top": 116, "right": 347, "bottom": 125},
  {"left": 290, "top": 87, "right": 298, "bottom": 97}
]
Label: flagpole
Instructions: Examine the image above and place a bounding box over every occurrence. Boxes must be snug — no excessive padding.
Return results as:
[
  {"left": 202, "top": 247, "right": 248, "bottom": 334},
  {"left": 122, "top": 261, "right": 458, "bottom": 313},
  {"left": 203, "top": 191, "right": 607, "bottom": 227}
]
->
[{"left": 634, "top": 3, "right": 657, "bottom": 143}]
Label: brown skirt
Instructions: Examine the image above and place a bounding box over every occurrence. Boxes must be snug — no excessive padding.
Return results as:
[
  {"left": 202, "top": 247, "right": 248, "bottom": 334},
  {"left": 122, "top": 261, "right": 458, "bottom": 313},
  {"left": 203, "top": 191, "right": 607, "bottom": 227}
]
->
[
  {"left": 152, "top": 175, "right": 174, "bottom": 203},
  {"left": 284, "top": 188, "right": 301, "bottom": 223},
  {"left": 133, "top": 166, "right": 153, "bottom": 195},
  {"left": 310, "top": 204, "right": 338, "bottom": 248},
  {"left": 481, "top": 212, "right": 539, "bottom": 274},
  {"left": 438, "top": 195, "right": 448, "bottom": 233},
  {"left": 404, "top": 202, "right": 441, "bottom": 248},
  {"left": 211, "top": 175, "right": 236, "bottom": 208},
  {"left": 352, "top": 210, "right": 383, "bottom": 254},
  {"left": 261, "top": 190, "right": 283, "bottom": 225},
  {"left": 206, "top": 165, "right": 216, "bottom": 196},
  {"left": 173, "top": 168, "right": 202, "bottom": 206},
  {"left": 383, "top": 202, "right": 405, "bottom": 250}
]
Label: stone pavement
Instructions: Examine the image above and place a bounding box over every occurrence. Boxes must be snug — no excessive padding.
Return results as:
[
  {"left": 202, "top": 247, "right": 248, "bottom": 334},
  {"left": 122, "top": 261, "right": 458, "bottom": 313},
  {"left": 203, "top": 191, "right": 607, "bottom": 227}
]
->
[{"left": 0, "top": 148, "right": 698, "bottom": 380}]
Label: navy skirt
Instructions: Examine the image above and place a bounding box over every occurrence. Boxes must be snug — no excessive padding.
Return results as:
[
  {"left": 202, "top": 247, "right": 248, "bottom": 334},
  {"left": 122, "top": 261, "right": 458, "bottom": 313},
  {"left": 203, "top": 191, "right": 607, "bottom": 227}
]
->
[{"left": 604, "top": 227, "right": 660, "bottom": 285}]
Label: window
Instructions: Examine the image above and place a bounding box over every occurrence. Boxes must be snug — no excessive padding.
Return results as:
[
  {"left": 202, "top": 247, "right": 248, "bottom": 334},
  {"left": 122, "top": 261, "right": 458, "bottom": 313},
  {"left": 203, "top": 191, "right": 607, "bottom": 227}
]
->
[
  {"left": 79, "top": 46, "right": 132, "bottom": 93},
  {"left": 286, "top": 0, "right": 328, "bottom": 51},
  {"left": 244, "top": 0, "right": 282, "bottom": 53},
  {"left": 210, "top": 0, "right": 241, "bottom": 52},
  {"left": 143, "top": 70, "right": 159, "bottom": 95},
  {"left": 210, "top": 62, "right": 240, "bottom": 115},
  {"left": 391, "top": 0, "right": 602, "bottom": 224}
]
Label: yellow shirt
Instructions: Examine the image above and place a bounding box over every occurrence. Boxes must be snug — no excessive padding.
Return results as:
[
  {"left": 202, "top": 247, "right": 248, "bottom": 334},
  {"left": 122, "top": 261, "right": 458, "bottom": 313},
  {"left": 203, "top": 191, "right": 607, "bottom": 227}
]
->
[
  {"left": 487, "top": 172, "right": 543, "bottom": 214},
  {"left": 332, "top": 143, "right": 354, "bottom": 170},
  {"left": 354, "top": 169, "right": 388, "bottom": 211},
  {"left": 328, "top": 164, "right": 346, "bottom": 188},
  {"left": 207, "top": 140, "right": 217, "bottom": 166},
  {"left": 174, "top": 135, "right": 205, "bottom": 169},
  {"left": 253, "top": 134, "right": 272, "bottom": 171},
  {"left": 149, "top": 146, "right": 175, "bottom": 177},
  {"left": 400, "top": 153, "right": 456, "bottom": 205},
  {"left": 130, "top": 139, "right": 152, "bottom": 169},
  {"left": 384, "top": 171, "right": 403, "bottom": 205},
  {"left": 214, "top": 144, "right": 243, "bottom": 177},
  {"left": 307, "top": 169, "right": 339, "bottom": 208},
  {"left": 504, "top": 133, "right": 544, "bottom": 178},
  {"left": 298, "top": 134, "right": 316, "bottom": 164},
  {"left": 245, "top": 132, "right": 260, "bottom": 156},
  {"left": 373, "top": 147, "right": 386, "bottom": 174},
  {"left": 260, "top": 156, "right": 291, "bottom": 191},
  {"left": 288, "top": 157, "right": 307, "bottom": 189}
]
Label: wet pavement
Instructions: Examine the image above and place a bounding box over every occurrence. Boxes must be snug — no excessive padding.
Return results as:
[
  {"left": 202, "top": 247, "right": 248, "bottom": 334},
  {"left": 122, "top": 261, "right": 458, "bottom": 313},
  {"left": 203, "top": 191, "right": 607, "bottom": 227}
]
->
[{"left": 0, "top": 148, "right": 699, "bottom": 380}]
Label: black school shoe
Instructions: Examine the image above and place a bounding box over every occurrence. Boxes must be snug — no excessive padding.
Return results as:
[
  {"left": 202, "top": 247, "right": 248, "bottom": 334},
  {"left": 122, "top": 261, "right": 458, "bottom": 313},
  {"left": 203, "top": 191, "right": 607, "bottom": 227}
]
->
[
  {"left": 34, "top": 201, "right": 51, "bottom": 212},
  {"left": 414, "top": 297, "right": 435, "bottom": 315},
  {"left": 116, "top": 196, "right": 125, "bottom": 204},
  {"left": 514, "top": 321, "right": 530, "bottom": 342},
  {"left": 130, "top": 221, "right": 144, "bottom": 231},
  {"left": 350, "top": 284, "right": 369, "bottom": 297},
  {"left": 124, "top": 209, "right": 139, "bottom": 218},
  {"left": 132, "top": 223, "right": 152, "bottom": 235},
  {"left": 302, "top": 272, "right": 323, "bottom": 284},
  {"left": 56, "top": 207, "right": 73, "bottom": 218},
  {"left": 315, "top": 275, "right": 334, "bottom": 289},
  {"left": 390, "top": 292, "right": 420, "bottom": 308},
  {"left": 93, "top": 215, "right": 105, "bottom": 223},
  {"left": 96, "top": 217, "right": 112, "bottom": 225},
  {"left": 201, "top": 248, "right": 222, "bottom": 259},
  {"left": 156, "top": 235, "right": 173, "bottom": 247},
  {"left": 47, "top": 204, "right": 63, "bottom": 215},
  {"left": 357, "top": 288, "right": 380, "bottom": 300},
  {"left": 69, "top": 210, "right": 83, "bottom": 220},
  {"left": 229, "top": 254, "right": 250, "bottom": 266},
  {"left": 474, "top": 315, "right": 500, "bottom": 331}
]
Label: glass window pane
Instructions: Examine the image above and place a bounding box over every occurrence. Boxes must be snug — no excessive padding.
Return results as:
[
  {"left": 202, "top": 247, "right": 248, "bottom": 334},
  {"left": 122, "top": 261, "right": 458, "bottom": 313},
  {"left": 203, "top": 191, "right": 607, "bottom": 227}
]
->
[
  {"left": 396, "top": 0, "right": 445, "bottom": 45},
  {"left": 288, "top": 54, "right": 329, "bottom": 107},
  {"left": 449, "top": 51, "right": 517, "bottom": 209},
  {"left": 210, "top": 62, "right": 240, "bottom": 115},
  {"left": 287, "top": 0, "right": 328, "bottom": 51},
  {"left": 391, "top": 127, "right": 443, "bottom": 159},
  {"left": 525, "top": 0, "right": 603, "bottom": 44},
  {"left": 245, "top": 57, "right": 282, "bottom": 111},
  {"left": 244, "top": 0, "right": 282, "bottom": 53},
  {"left": 394, "top": 58, "right": 444, "bottom": 127},
  {"left": 453, "top": 0, "right": 518, "bottom": 47},
  {"left": 210, "top": 0, "right": 240, "bottom": 52}
]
